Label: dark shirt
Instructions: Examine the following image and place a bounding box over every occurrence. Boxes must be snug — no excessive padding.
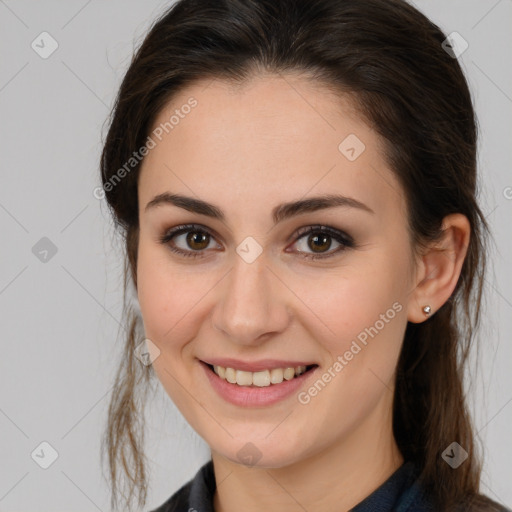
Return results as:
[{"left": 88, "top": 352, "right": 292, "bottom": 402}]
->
[{"left": 149, "top": 459, "right": 511, "bottom": 512}]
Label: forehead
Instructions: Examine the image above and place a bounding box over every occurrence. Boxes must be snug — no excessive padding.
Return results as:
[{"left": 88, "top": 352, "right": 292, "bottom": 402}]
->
[{"left": 138, "top": 73, "right": 406, "bottom": 224}]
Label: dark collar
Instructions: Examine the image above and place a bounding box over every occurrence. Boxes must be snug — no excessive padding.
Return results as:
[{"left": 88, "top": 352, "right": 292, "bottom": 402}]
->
[
  {"left": 179, "top": 459, "right": 435, "bottom": 512},
  {"left": 151, "top": 458, "right": 512, "bottom": 512}
]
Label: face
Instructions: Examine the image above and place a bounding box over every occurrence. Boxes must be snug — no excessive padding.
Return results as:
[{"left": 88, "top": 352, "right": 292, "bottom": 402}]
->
[{"left": 136, "top": 73, "right": 418, "bottom": 468}]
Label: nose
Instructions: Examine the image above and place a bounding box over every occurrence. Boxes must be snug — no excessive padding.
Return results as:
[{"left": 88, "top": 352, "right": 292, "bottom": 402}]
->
[{"left": 211, "top": 251, "right": 291, "bottom": 346}]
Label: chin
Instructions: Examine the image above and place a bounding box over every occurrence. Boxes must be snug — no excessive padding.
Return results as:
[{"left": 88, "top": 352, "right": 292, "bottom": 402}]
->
[{"left": 213, "top": 437, "right": 308, "bottom": 469}]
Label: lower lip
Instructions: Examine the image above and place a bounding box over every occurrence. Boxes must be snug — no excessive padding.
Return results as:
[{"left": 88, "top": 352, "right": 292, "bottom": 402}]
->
[{"left": 199, "top": 360, "right": 319, "bottom": 407}]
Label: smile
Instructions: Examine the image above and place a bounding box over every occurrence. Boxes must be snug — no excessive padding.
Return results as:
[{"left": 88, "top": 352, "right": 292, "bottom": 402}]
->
[
  {"left": 200, "top": 360, "right": 319, "bottom": 407},
  {"left": 210, "top": 364, "right": 316, "bottom": 387}
]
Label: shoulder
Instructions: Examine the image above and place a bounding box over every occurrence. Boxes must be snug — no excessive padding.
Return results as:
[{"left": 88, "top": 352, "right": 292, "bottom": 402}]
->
[
  {"left": 148, "top": 459, "right": 216, "bottom": 512},
  {"left": 148, "top": 479, "right": 193, "bottom": 512},
  {"left": 396, "top": 465, "right": 511, "bottom": 512},
  {"left": 399, "top": 487, "right": 511, "bottom": 512},
  {"left": 451, "top": 495, "right": 512, "bottom": 512}
]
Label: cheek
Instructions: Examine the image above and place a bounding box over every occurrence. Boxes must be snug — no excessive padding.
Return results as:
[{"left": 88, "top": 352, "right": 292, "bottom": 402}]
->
[
  {"left": 136, "top": 242, "right": 191, "bottom": 345},
  {"left": 137, "top": 250, "right": 169, "bottom": 336},
  {"left": 301, "top": 253, "right": 409, "bottom": 379},
  {"left": 136, "top": 241, "right": 220, "bottom": 357},
  {"left": 292, "top": 272, "right": 407, "bottom": 434},
  {"left": 135, "top": 245, "right": 205, "bottom": 408}
]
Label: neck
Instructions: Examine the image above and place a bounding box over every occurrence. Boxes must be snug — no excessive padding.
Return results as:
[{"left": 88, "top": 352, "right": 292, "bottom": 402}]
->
[{"left": 211, "top": 391, "right": 404, "bottom": 512}]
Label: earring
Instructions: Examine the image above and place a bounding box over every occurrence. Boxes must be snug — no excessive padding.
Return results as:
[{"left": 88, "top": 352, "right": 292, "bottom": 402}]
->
[{"left": 422, "top": 305, "right": 432, "bottom": 316}]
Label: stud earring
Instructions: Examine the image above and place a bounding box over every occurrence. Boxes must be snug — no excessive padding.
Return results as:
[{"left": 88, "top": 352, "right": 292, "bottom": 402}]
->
[{"left": 422, "top": 305, "right": 432, "bottom": 316}]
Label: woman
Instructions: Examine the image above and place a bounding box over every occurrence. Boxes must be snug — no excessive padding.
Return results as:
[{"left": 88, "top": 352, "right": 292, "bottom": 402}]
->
[{"left": 99, "top": 0, "right": 511, "bottom": 511}]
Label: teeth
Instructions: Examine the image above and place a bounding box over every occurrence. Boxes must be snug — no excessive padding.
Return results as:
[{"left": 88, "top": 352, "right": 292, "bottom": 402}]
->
[
  {"left": 212, "top": 365, "right": 309, "bottom": 387},
  {"left": 284, "top": 367, "right": 295, "bottom": 380},
  {"left": 216, "top": 365, "right": 226, "bottom": 379},
  {"left": 236, "top": 370, "right": 253, "bottom": 386},
  {"left": 270, "top": 368, "right": 283, "bottom": 384},
  {"left": 225, "top": 367, "right": 236, "bottom": 384}
]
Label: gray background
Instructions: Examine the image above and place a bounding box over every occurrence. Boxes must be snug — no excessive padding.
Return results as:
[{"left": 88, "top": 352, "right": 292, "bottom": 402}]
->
[{"left": 0, "top": 0, "right": 511, "bottom": 510}]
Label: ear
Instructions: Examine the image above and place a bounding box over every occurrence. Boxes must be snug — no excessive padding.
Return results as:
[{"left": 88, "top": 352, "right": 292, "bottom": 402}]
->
[{"left": 406, "top": 213, "right": 470, "bottom": 323}]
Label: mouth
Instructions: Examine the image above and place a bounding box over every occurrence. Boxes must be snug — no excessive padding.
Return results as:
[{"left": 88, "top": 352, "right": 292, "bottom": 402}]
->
[
  {"left": 203, "top": 361, "right": 319, "bottom": 387},
  {"left": 200, "top": 359, "right": 320, "bottom": 407}
]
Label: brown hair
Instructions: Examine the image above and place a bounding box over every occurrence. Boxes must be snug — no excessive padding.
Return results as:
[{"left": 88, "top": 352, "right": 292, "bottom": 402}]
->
[{"left": 99, "top": 0, "right": 502, "bottom": 510}]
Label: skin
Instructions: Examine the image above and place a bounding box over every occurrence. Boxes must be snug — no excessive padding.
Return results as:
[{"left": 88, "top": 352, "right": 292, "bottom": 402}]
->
[{"left": 136, "top": 72, "right": 470, "bottom": 512}]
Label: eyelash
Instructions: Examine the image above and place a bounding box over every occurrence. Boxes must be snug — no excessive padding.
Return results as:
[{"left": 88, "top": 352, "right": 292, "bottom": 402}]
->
[{"left": 158, "top": 223, "right": 355, "bottom": 260}]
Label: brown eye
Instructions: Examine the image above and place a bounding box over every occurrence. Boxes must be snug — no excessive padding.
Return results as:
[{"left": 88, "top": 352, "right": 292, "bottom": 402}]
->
[
  {"left": 186, "top": 231, "right": 210, "bottom": 250},
  {"left": 288, "top": 225, "right": 355, "bottom": 260},
  {"left": 159, "top": 224, "right": 220, "bottom": 258},
  {"left": 307, "top": 233, "right": 332, "bottom": 253}
]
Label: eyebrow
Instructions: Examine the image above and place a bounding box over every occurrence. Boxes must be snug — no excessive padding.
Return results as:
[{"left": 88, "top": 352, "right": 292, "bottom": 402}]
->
[{"left": 144, "top": 192, "right": 375, "bottom": 224}]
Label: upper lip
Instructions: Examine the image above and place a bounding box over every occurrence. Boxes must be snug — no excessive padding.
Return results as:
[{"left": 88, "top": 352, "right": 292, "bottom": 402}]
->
[{"left": 200, "top": 358, "right": 317, "bottom": 372}]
